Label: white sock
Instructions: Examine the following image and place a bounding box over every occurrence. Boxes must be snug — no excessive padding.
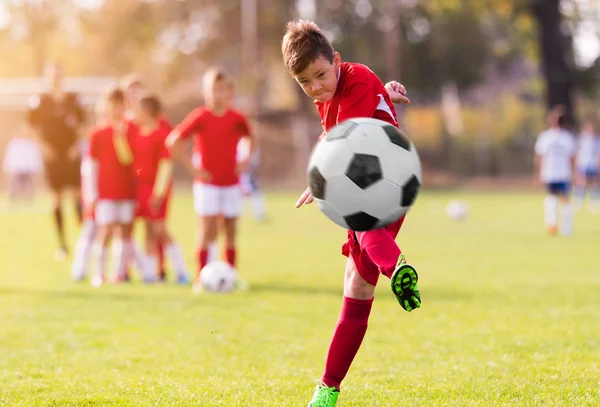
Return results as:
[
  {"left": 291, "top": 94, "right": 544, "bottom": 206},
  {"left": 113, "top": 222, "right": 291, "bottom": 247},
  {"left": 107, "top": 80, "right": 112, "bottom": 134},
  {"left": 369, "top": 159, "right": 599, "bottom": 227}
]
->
[
  {"left": 208, "top": 241, "right": 218, "bottom": 263},
  {"left": 561, "top": 201, "right": 573, "bottom": 235},
  {"left": 165, "top": 242, "right": 189, "bottom": 277},
  {"left": 127, "top": 241, "right": 151, "bottom": 280},
  {"left": 71, "top": 220, "right": 97, "bottom": 280},
  {"left": 111, "top": 239, "right": 127, "bottom": 279},
  {"left": 251, "top": 192, "right": 267, "bottom": 221},
  {"left": 92, "top": 243, "right": 107, "bottom": 278},
  {"left": 147, "top": 255, "right": 159, "bottom": 281},
  {"left": 543, "top": 195, "right": 558, "bottom": 228}
]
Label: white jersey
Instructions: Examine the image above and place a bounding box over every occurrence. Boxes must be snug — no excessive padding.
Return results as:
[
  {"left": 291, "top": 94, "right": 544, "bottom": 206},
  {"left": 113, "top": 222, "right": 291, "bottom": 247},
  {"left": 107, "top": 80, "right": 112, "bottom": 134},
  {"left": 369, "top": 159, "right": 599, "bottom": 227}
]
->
[
  {"left": 575, "top": 133, "right": 600, "bottom": 171},
  {"left": 535, "top": 128, "right": 576, "bottom": 183},
  {"left": 2, "top": 137, "right": 43, "bottom": 174}
]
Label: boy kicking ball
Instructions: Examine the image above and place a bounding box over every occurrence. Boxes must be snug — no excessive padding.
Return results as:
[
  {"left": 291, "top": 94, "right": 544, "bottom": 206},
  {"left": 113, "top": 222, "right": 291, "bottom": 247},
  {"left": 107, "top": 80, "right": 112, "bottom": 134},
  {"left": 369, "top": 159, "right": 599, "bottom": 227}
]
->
[{"left": 281, "top": 20, "right": 420, "bottom": 406}]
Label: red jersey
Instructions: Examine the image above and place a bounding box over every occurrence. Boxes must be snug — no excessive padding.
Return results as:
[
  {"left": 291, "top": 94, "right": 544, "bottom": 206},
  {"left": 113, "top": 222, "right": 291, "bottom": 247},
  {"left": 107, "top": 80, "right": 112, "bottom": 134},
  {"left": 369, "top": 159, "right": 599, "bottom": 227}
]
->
[
  {"left": 88, "top": 122, "right": 136, "bottom": 200},
  {"left": 174, "top": 107, "right": 250, "bottom": 186},
  {"left": 132, "top": 123, "right": 171, "bottom": 185},
  {"left": 317, "top": 62, "right": 398, "bottom": 134}
]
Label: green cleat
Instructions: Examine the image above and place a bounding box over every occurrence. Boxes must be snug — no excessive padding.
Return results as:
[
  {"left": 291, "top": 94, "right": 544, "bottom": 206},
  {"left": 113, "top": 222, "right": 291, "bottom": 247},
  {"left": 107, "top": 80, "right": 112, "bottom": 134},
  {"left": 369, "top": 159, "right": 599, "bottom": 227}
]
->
[
  {"left": 391, "top": 254, "right": 421, "bottom": 312},
  {"left": 308, "top": 382, "right": 340, "bottom": 407}
]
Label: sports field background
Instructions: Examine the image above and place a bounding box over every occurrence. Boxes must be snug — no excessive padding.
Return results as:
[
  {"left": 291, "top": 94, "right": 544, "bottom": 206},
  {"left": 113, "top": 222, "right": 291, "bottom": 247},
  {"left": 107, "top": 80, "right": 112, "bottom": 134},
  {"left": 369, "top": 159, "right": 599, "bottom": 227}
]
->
[{"left": 0, "top": 191, "right": 599, "bottom": 406}]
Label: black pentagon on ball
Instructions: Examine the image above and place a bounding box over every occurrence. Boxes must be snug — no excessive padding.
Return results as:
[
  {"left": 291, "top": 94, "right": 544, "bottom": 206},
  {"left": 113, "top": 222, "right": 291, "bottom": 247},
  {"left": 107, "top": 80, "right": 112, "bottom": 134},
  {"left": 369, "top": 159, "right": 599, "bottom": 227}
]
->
[
  {"left": 382, "top": 125, "right": 411, "bottom": 151},
  {"left": 308, "top": 166, "right": 326, "bottom": 199},
  {"left": 345, "top": 153, "right": 382, "bottom": 189},
  {"left": 325, "top": 120, "right": 358, "bottom": 141},
  {"left": 344, "top": 211, "right": 379, "bottom": 231},
  {"left": 401, "top": 175, "right": 421, "bottom": 207}
]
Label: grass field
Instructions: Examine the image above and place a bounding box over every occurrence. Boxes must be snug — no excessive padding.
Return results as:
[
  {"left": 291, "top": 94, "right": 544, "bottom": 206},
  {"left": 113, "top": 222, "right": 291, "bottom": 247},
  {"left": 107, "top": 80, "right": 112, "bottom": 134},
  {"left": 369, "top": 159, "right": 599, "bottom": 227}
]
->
[{"left": 0, "top": 191, "right": 599, "bottom": 406}]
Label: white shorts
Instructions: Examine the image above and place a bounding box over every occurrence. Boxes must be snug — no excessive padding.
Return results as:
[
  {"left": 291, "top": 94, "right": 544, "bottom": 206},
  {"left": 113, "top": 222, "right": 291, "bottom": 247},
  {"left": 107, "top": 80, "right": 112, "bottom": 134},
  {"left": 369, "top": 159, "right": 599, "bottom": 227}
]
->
[
  {"left": 193, "top": 183, "right": 242, "bottom": 218},
  {"left": 95, "top": 199, "right": 136, "bottom": 226}
]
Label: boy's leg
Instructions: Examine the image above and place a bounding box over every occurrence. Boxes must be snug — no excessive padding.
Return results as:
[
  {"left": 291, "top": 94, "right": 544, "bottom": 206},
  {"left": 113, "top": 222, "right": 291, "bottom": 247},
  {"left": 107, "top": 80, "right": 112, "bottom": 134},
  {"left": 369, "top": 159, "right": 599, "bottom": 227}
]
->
[
  {"left": 71, "top": 219, "right": 97, "bottom": 281},
  {"left": 193, "top": 183, "right": 220, "bottom": 277},
  {"left": 90, "top": 225, "right": 110, "bottom": 287},
  {"left": 51, "top": 190, "right": 68, "bottom": 260},
  {"left": 309, "top": 256, "right": 374, "bottom": 407},
  {"left": 222, "top": 184, "right": 244, "bottom": 268},
  {"left": 559, "top": 193, "right": 573, "bottom": 236},
  {"left": 543, "top": 189, "right": 559, "bottom": 234},
  {"left": 160, "top": 225, "right": 190, "bottom": 283},
  {"left": 355, "top": 218, "right": 420, "bottom": 311},
  {"left": 145, "top": 219, "right": 159, "bottom": 282}
]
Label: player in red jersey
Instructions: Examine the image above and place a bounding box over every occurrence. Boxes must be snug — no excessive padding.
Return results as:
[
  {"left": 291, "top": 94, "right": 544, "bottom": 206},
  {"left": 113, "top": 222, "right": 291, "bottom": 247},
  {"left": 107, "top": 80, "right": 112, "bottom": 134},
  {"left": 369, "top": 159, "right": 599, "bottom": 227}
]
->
[
  {"left": 131, "top": 94, "right": 190, "bottom": 284},
  {"left": 282, "top": 21, "right": 419, "bottom": 406},
  {"left": 86, "top": 89, "right": 149, "bottom": 287},
  {"left": 167, "top": 67, "right": 255, "bottom": 287},
  {"left": 122, "top": 73, "right": 173, "bottom": 281}
]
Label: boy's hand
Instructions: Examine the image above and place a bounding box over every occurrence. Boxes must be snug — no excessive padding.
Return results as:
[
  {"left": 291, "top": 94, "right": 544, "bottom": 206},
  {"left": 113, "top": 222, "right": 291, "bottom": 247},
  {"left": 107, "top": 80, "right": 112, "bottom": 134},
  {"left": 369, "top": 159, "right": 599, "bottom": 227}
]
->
[
  {"left": 194, "top": 168, "right": 212, "bottom": 182},
  {"left": 385, "top": 81, "right": 411, "bottom": 105},
  {"left": 295, "top": 187, "right": 314, "bottom": 208}
]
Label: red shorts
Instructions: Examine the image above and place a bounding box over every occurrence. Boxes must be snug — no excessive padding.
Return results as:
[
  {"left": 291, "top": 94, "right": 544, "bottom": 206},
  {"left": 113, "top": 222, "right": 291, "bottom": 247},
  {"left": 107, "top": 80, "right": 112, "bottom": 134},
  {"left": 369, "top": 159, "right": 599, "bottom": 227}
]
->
[
  {"left": 341, "top": 215, "right": 406, "bottom": 286},
  {"left": 136, "top": 183, "right": 170, "bottom": 220}
]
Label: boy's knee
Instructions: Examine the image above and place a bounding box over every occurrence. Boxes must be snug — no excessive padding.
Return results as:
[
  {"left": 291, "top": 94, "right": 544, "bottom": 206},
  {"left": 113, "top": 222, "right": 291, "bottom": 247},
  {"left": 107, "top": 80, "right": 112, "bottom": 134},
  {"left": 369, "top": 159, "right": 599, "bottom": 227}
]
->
[{"left": 344, "top": 260, "right": 376, "bottom": 300}]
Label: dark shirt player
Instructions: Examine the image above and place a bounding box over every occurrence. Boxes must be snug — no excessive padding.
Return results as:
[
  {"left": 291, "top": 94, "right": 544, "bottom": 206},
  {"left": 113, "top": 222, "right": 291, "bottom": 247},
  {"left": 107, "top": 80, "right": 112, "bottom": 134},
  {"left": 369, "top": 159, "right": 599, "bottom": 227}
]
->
[{"left": 27, "top": 63, "right": 86, "bottom": 260}]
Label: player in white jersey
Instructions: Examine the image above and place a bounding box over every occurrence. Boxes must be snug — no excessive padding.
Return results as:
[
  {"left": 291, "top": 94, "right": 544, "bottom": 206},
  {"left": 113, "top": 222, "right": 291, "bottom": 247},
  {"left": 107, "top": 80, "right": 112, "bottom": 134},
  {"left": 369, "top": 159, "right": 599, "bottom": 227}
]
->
[
  {"left": 534, "top": 113, "right": 577, "bottom": 235},
  {"left": 573, "top": 118, "right": 600, "bottom": 212},
  {"left": 2, "top": 133, "right": 43, "bottom": 202}
]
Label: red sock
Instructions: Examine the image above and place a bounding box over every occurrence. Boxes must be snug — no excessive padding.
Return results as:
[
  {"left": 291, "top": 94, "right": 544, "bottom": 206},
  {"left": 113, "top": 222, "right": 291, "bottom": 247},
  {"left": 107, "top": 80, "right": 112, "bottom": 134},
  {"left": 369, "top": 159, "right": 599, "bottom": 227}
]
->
[
  {"left": 226, "top": 248, "right": 236, "bottom": 268},
  {"left": 158, "top": 241, "right": 165, "bottom": 278},
  {"left": 355, "top": 229, "right": 401, "bottom": 278},
  {"left": 321, "top": 296, "right": 373, "bottom": 390},
  {"left": 197, "top": 249, "right": 208, "bottom": 277}
]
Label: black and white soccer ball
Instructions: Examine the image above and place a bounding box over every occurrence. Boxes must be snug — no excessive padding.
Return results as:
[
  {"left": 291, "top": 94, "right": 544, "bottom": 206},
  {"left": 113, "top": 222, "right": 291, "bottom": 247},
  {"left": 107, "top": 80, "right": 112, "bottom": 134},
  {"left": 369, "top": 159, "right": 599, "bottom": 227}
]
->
[{"left": 307, "top": 118, "right": 422, "bottom": 231}]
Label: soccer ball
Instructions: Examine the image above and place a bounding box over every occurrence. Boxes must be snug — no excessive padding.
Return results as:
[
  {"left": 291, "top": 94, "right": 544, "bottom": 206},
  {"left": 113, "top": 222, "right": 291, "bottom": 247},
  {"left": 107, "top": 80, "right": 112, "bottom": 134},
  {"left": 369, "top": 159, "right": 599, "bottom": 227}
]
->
[
  {"left": 199, "top": 261, "right": 238, "bottom": 293},
  {"left": 445, "top": 200, "right": 468, "bottom": 221},
  {"left": 307, "top": 118, "right": 422, "bottom": 231}
]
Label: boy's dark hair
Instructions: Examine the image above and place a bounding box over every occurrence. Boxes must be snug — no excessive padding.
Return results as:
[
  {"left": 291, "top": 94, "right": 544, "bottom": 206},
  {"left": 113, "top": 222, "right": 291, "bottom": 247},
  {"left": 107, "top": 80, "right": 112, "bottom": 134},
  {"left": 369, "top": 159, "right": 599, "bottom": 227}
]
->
[
  {"left": 139, "top": 94, "right": 162, "bottom": 118},
  {"left": 281, "top": 20, "right": 334, "bottom": 76},
  {"left": 106, "top": 88, "right": 125, "bottom": 104}
]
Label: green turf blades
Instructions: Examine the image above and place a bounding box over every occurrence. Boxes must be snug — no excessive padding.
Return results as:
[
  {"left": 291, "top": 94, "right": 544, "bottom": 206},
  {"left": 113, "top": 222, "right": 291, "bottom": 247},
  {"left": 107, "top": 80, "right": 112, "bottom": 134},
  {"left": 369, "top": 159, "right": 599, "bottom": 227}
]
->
[
  {"left": 308, "top": 383, "right": 340, "bottom": 407},
  {"left": 391, "top": 256, "right": 421, "bottom": 312}
]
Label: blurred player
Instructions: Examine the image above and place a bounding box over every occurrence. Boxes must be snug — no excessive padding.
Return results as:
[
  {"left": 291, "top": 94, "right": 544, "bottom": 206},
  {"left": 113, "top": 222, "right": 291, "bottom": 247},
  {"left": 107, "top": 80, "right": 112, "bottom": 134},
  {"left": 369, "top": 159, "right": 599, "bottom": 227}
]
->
[
  {"left": 132, "top": 94, "right": 190, "bottom": 283},
  {"left": 281, "top": 20, "right": 416, "bottom": 406},
  {"left": 237, "top": 137, "right": 267, "bottom": 221},
  {"left": 71, "top": 98, "right": 106, "bottom": 281},
  {"left": 86, "top": 89, "right": 148, "bottom": 287},
  {"left": 27, "top": 63, "right": 86, "bottom": 260},
  {"left": 122, "top": 73, "right": 173, "bottom": 280},
  {"left": 167, "top": 67, "right": 255, "bottom": 286},
  {"left": 2, "top": 131, "right": 42, "bottom": 203},
  {"left": 535, "top": 111, "right": 577, "bottom": 236},
  {"left": 573, "top": 117, "right": 600, "bottom": 213}
]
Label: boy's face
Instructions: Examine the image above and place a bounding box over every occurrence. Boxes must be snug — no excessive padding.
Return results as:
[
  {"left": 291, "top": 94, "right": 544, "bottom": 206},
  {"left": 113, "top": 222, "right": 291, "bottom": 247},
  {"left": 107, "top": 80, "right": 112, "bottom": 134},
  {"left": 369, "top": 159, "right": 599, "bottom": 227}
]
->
[
  {"left": 294, "top": 52, "right": 341, "bottom": 103},
  {"left": 106, "top": 100, "right": 125, "bottom": 124},
  {"left": 204, "top": 80, "right": 231, "bottom": 108},
  {"left": 132, "top": 102, "right": 151, "bottom": 124}
]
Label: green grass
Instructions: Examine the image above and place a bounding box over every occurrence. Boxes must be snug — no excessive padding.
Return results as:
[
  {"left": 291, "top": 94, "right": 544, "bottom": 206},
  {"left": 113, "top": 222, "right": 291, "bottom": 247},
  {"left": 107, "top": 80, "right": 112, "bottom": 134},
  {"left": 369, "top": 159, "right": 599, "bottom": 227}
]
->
[{"left": 0, "top": 191, "right": 599, "bottom": 406}]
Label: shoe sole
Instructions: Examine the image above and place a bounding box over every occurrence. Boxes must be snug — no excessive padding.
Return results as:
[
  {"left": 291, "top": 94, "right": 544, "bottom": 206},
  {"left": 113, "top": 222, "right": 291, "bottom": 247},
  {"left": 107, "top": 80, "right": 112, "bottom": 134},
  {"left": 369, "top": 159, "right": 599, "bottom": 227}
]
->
[{"left": 391, "top": 264, "right": 418, "bottom": 297}]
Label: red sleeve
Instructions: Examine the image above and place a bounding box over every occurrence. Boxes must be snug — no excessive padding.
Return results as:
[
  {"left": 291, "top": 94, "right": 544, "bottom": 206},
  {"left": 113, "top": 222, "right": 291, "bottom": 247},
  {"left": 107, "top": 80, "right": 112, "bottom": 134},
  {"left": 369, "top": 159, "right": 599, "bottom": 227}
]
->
[
  {"left": 337, "top": 82, "right": 378, "bottom": 123},
  {"left": 174, "top": 109, "right": 202, "bottom": 140},
  {"left": 237, "top": 114, "right": 250, "bottom": 136}
]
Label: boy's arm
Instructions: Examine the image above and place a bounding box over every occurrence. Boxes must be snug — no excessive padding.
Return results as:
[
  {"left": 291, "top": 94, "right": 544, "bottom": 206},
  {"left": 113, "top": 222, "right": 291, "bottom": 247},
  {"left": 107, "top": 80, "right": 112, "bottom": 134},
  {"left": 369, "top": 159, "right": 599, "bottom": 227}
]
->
[
  {"left": 151, "top": 140, "right": 173, "bottom": 200},
  {"left": 384, "top": 81, "right": 411, "bottom": 105},
  {"left": 166, "top": 113, "right": 211, "bottom": 182},
  {"left": 236, "top": 116, "right": 256, "bottom": 174},
  {"left": 83, "top": 133, "right": 99, "bottom": 206}
]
